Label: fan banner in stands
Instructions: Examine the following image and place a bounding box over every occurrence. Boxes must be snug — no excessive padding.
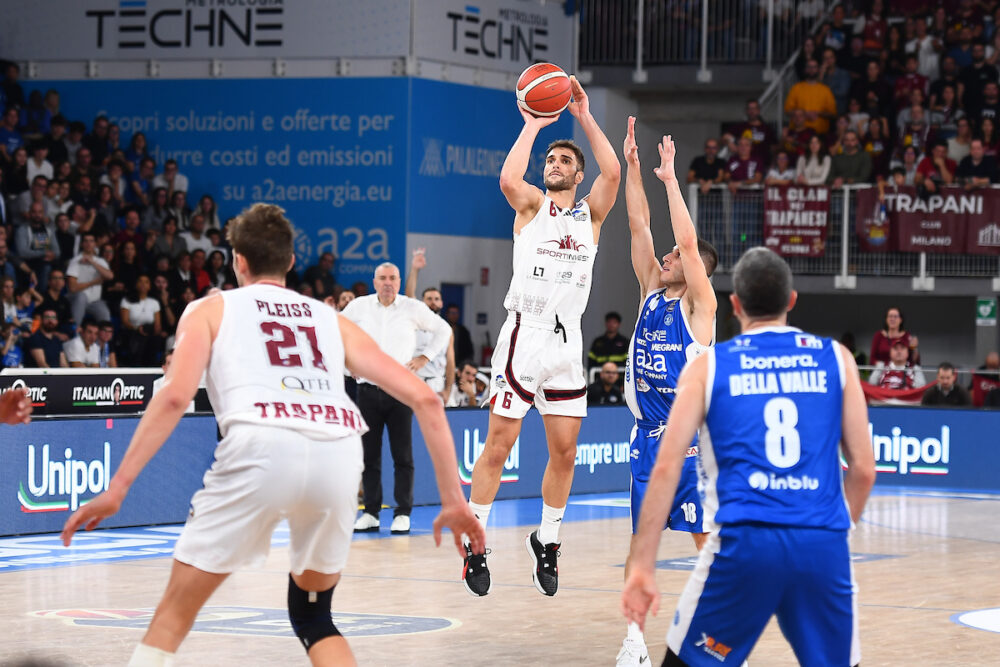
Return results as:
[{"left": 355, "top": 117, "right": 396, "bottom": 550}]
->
[
  {"left": 855, "top": 186, "right": 1000, "bottom": 254},
  {"left": 763, "top": 185, "right": 830, "bottom": 257}
]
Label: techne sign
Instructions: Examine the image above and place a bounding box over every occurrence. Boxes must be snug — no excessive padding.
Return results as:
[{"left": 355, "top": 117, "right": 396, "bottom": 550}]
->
[
  {"left": 0, "top": 1, "right": 412, "bottom": 60},
  {"left": 85, "top": 0, "right": 285, "bottom": 51},
  {"left": 413, "top": 0, "right": 573, "bottom": 74}
]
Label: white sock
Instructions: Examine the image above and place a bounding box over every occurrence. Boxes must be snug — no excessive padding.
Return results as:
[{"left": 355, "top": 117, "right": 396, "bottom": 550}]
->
[
  {"left": 128, "top": 643, "right": 175, "bottom": 667},
  {"left": 463, "top": 501, "right": 492, "bottom": 546},
  {"left": 538, "top": 503, "right": 565, "bottom": 544},
  {"left": 627, "top": 621, "right": 644, "bottom": 642}
]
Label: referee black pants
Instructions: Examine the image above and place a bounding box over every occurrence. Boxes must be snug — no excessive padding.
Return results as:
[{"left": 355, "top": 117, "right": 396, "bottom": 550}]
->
[{"left": 357, "top": 383, "right": 414, "bottom": 518}]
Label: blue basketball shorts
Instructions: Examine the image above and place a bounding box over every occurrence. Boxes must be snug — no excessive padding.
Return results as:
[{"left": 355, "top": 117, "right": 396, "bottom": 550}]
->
[
  {"left": 666, "top": 524, "right": 859, "bottom": 666},
  {"left": 629, "top": 423, "right": 703, "bottom": 534}
]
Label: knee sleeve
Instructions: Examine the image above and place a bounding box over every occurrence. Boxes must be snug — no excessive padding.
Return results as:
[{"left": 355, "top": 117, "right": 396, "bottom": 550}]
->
[{"left": 287, "top": 574, "right": 341, "bottom": 653}]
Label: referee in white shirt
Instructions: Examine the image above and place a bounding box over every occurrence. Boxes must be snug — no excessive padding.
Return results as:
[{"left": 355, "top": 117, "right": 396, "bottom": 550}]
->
[{"left": 341, "top": 262, "right": 452, "bottom": 535}]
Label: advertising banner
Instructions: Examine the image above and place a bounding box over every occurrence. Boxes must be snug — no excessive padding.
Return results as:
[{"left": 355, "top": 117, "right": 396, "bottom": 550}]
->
[
  {"left": 412, "top": 0, "right": 573, "bottom": 74},
  {"left": 0, "top": 0, "right": 411, "bottom": 61},
  {"left": 0, "top": 372, "right": 156, "bottom": 416},
  {"left": 409, "top": 78, "right": 571, "bottom": 238},
  {"left": 763, "top": 185, "right": 830, "bottom": 257},
  {"left": 1, "top": 416, "right": 218, "bottom": 536},
  {"left": 40, "top": 77, "right": 408, "bottom": 278},
  {"left": 855, "top": 186, "right": 1000, "bottom": 254},
  {"left": 867, "top": 406, "right": 1000, "bottom": 490}
]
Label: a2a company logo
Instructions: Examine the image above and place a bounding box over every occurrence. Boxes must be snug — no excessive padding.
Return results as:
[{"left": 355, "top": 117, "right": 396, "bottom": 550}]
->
[
  {"left": 458, "top": 428, "right": 518, "bottom": 484},
  {"left": 72, "top": 378, "right": 145, "bottom": 407},
  {"left": 19, "top": 443, "right": 111, "bottom": 513},
  {"left": 869, "top": 423, "right": 950, "bottom": 475}
]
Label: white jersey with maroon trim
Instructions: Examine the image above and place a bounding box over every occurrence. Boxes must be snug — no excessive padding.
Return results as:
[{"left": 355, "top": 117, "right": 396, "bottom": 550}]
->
[
  {"left": 207, "top": 283, "right": 367, "bottom": 440},
  {"left": 503, "top": 196, "right": 597, "bottom": 325}
]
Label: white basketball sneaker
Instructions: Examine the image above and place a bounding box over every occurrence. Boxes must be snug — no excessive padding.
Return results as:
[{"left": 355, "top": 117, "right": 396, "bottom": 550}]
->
[{"left": 615, "top": 636, "right": 649, "bottom": 666}]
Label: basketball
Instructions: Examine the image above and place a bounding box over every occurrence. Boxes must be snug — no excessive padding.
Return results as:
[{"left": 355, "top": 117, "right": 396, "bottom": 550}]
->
[{"left": 516, "top": 63, "right": 572, "bottom": 117}]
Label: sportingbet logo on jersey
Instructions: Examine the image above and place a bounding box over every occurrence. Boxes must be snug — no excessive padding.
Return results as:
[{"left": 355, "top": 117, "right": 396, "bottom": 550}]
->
[
  {"left": 459, "top": 428, "right": 518, "bottom": 484},
  {"left": 19, "top": 443, "right": 111, "bottom": 512},
  {"left": 869, "top": 423, "right": 949, "bottom": 475}
]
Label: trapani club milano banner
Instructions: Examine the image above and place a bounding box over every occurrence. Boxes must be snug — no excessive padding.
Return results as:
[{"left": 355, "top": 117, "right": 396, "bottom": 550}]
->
[
  {"left": 763, "top": 185, "right": 831, "bottom": 257},
  {"left": 856, "top": 186, "right": 1000, "bottom": 254}
]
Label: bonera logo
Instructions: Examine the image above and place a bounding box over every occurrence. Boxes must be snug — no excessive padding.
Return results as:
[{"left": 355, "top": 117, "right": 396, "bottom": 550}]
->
[
  {"left": 20, "top": 443, "right": 111, "bottom": 512},
  {"left": 459, "top": 428, "right": 518, "bottom": 484},
  {"left": 869, "top": 423, "right": 949, "bottom": 475},
  {"left": 746, "top": 470, "right": 819, "bottom": 491}
]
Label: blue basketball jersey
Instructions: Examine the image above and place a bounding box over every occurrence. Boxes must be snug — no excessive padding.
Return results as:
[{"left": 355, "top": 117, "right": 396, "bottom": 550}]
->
[
  {"left": 624, "top": 290, "right": 712, "bottom": 427},
  {"left": 701, "top": 327, "right": 850, "bottom": 532}
]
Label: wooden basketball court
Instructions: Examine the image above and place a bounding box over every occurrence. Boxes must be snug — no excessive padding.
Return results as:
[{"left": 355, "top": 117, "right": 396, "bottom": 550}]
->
[{"left": 3, "top": 489, "right": 999, "bottom": 665}]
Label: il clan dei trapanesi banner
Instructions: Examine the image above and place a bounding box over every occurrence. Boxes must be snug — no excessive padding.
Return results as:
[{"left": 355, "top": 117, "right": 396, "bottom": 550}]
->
[
  {"left": 763, "top": 186, "right": 831, "bottom": 257},
  {"left": 856, "top": 186, "right": 1000, "bottom": 254}
]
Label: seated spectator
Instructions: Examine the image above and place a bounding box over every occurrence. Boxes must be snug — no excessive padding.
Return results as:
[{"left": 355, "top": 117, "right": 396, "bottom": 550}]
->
[
  {"left": 687, "top": 138, "right": 725, "bottom": 194},
  {"left": 195, "top": 194, "right": 221, "bottom": 230},
  {"left": 889, "top": 145, "right": 922, "bottom": 185},
  {"left": 25, "top": 308, "right": 68, "bottom": 368},
  {"left": 827, "top": 114, "right": 851, "bottom": 155},
  {"left": 337, "top": 290, "right": 355, "bottom": 311},
  {"left": 915, "top": 140, "right": 957, "bottom": 193},
  {"left": 816, "top": 5, "right": 853, "bottom": 63},
  {"left": 960, "top": 44, "right": 999, "bottom": 116},
  {"left": 723, "top": 99, "right": 776, "bottom": 166},
  {"left": 14, "top": 283, "right": 42, "bottom": 327},
  {"left": 869, "top": 340, "right": 926, "bottom": 389},
  {"left": 63, "top": 318, "right": 100, "bottom": 368},
  {"left": 871, "top": 306, "right": 920, "bottom": 366},
  {"left": 765, "top": 151, "right": 796, "bottom": 186},
  {"left": 302, "top": 251, "right": 337, "bottom": 299},
  {"left": 957, "top": 138, "right": 997, "bottom": 188},
  {"left": 588, "top": 311, "right": 629, "bottom": 369},
  {"left": 929, "top": 85, "right": 964, "bottom": 140},
  {"left": 0, "top": 276, "right": 16, "bottom": 323},
  {"left": 850, "top": 60, "right": 893, "bottom": 119},
  {"left": 113, "top": 208, "right": 145, "bottom": 252},
  {"left": 82, "top": 116, "right": 111, "bottom": 166},
  {"left": 828, "top": 130, "right": 872, "bottom": 187},
  {"left": 820, "top": 47, "right": 852, "bottom": 114},
  {"left": 179, "top": 213, "right": 213, "bottom": 255},
  {"left": 894, "top": 54, "right": 929, "bottom": 111},
  {"left": 26, "top": 141, "right": 52, "bottom": 183},
  {"left": 63, "top": 121, "right": 84, "bottom": 166},
  {"left": 947, "top": 116, "right": 973, "bottom": 163},
  {"left": 97, "top": 320, "right": 118, "bottom": 367},
  {"left": 120, "top": 273, "right": 164, "bottom": 366},
  {"left": 726, "top": 136, "right": 765, "bottom": 190},
  {"left": 123, "top": 132, "right": 148, "bottom": 174},
  {"left": 206, "top": 250, "right": 232, "bottom": 289},
  {"left": 782, "top": 109, "right": 815, "bottom": 156},
  {"left": 446, "top": 361, "right": 483, "bottom": 408},
  {"left": 167, "top": 190, "right": 191, "bottom": 229},
  {"left": 862, "top": 116, "right": 892, "bottom": 180},
  {"left": 587, "top": 362, "right": 624, "bottom": 406},
  {"left": 0, "top": 106, "right": 23, "bottom": 164},
  {"left": 969, "top": 351, "right": 1000, "bottom": 407},
  {"left": 99, "top": 159, "right": 128, "bottom": 204},
  {"left": 14, "top": 174, "right": 50, "bottom": 224},
  {"left": 0, "top": 320, "right": 23, "bottom": 368},
  {"left": 921, "top": 362, "right": 972, "bottom": 406},
  {"left": 947, "top": 27, "right": 975, "bottom": 69},
  {"left": 152, "top": 158, "right": 189, "bottom": 196},
  {"left": 15, "top": 200, "right": 59, "bottom": 288},
  {"left": 0, "top": 237, "right": 37, "bottom": 287},
  {"left": 796, "top": 135, "right": 832, "bottom": 185},
  {"left": 981, "top": 117, "right": 1000, "bottom": 158},
  {"left": 151, "top": 273, "right": 177, "bottom": 336},
  {"left": 39, "top": 269, "right": 74, "bottom": 334},
  {"left": 785, "top": 58, "right": 837, "bottom": 136},
  {"left": 906, "top": 14, "right": 942, "bottom": 81},
  {"left": 189, "top": 249, "right": 211, "bottom": 295},
  {"left": 152, "top": 215, "right": 187, "bottom": 262},
  {"left": 66, "top": 232, "right": 114, "bottom": 326},
  {"left": 129, "top": 157, "right": 156, "bottom": 208}
]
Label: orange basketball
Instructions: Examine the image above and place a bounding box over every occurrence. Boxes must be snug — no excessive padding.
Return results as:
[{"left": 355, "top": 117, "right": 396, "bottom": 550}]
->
[{"left": 516, "top": 63, "right": 571, "bottom": 117}]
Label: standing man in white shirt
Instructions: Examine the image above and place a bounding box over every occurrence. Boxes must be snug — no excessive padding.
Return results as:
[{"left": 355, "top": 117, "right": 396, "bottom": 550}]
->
[
  {"left": 341, "top": 262, "right": 452, "bottom": 535},
  {"left": 63, "top": 319, "right": 101, "bottom": 367},
  {"left": 65, "top": 232, "right": 113, "bottom": 326}
]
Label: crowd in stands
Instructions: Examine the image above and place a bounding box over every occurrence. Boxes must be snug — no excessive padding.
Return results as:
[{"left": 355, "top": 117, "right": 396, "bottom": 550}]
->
[
  {"left": 0, "top": 61, "right": 375, "bottom": 369},
  {"left": 691, "top": 1, "right": 1000, "bottom": 194}
]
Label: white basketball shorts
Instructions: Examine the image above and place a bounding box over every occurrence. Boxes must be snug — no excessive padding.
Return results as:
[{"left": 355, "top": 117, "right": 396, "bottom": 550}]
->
[
  {"left": 489, "top": 312, "right": 587, "bottom": 419},
  {"left": 174, "top": 423, "right": 363, "bottom": 575}
]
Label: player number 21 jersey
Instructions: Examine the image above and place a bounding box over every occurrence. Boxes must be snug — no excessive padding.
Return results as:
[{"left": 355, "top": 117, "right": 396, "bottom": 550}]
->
[
  {"left": 503, "top": 196, "right": 597, "bottom": 324},
  {"left": 207, "top": 283, "right": 368, "bottom": 440}
]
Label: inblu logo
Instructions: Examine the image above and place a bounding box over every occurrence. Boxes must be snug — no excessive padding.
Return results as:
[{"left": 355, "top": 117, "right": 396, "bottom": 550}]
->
[
  {"left": 459, "top": 429, "right": 518, "bottom": 484},
  {"left": 20, "top": 443, "right": 112, "bottom": 512},
  {"left": 747, "top": 471, "right": 819, "bottom": 491},
  {"left": 869, "top": 423, "right": 949, "bottom": 475}
]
